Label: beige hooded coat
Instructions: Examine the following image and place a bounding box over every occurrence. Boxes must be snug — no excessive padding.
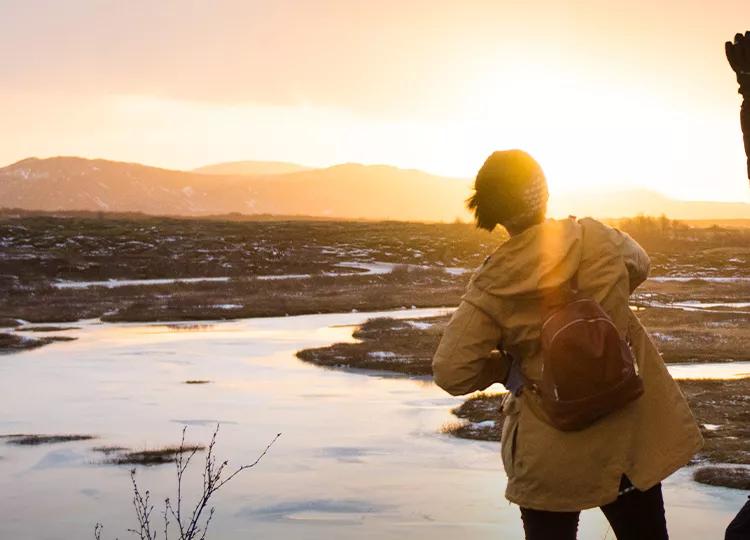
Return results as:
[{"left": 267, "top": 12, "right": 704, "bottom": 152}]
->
[{"left": 432, "top": 217, "right": 702, "bottom": 511}]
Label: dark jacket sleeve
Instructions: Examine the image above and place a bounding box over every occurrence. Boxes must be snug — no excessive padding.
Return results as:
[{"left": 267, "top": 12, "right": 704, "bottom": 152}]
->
[{"left": 612, "top": 229, "right": 651, "bottom": 293}]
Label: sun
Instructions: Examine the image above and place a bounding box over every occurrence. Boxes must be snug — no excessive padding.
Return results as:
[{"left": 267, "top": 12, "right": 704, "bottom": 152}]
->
[{"left": 442, "top": 58, "right": 746, "bottom": 203}]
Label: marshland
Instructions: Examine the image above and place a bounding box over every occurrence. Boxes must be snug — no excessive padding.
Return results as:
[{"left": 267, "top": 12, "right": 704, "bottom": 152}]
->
[{"left": 0, "top": 214, "right": 748, "bottom": 539}]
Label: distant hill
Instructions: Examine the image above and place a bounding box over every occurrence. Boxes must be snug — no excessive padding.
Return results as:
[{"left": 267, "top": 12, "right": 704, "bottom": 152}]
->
[
  {"left": 0, "top": 157, "right": 242, "bottom": 216},
  {"left": 193, "top": 160, "right": 312, "bottom": 176},
  {"left": 1, "top": 156, "right": 748, "bottom": 221},
  {"left": 0, "top": 157, "right": 471, "bottom": 221}
]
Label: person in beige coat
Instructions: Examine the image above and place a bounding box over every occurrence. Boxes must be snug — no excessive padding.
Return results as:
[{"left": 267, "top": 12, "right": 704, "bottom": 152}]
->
[{"left": 432, "top": 150, "right": 702, "bottom": 540}]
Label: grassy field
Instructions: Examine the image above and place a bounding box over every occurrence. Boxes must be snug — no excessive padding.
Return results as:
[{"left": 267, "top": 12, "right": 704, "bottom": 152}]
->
[
  {"left": 0, "top": 214, "right": 495, "bottom": 323},
  {"left": 1, "top": 213, "right": 748, "bottom": 325}
]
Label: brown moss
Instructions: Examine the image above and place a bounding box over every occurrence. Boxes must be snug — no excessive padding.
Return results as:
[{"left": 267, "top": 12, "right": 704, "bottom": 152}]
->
[
  {"left": 636, "top": 307, "right": 750, "bottom": 363},
  {"left": 679, "top": 378, "right": 750, "bottom": 465},
  {"left": 694, "top": 467, "right": 750, "bottom": 490},
  {"left": 441, "top": 393, "right": 506, "bottom": 442},
  {"left": 15, "top": 326, "right": 79, "bottom": 332},
  {"left": 296, "top": 316, "right": 448, "bottom": 375},
  {"left": 91, "top": 445, "right": 130, "bottom": 455},
  {"left": 0, "top": 333, "right": 76, "bottom": 354},
  {"left": 1, "top": 216, "right": 495, "bottom": 323},
  {"left": 104, "top": 445, "right": 206, "bottom": 465},
  {"left": 1, "top": 434, "right": 95, "bottom": 445}
]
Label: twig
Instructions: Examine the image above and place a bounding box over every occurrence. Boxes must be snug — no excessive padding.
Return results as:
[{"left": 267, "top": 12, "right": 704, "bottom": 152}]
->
[{"left": 95, "top": 425, "right": 280, "bottom": 540}]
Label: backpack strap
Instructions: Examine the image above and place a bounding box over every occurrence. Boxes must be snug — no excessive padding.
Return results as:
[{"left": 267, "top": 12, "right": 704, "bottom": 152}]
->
[
  {"left": 570, "top": 270, "right": 579, "bottom": 294},
  {"left": 509, "top": 267, "right": 581, "bottom": 397}
]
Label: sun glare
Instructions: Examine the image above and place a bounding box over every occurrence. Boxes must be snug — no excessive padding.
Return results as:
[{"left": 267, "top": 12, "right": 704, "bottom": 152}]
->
[{"left": 449, "top": 58, "right": 747, "bottom": 203}]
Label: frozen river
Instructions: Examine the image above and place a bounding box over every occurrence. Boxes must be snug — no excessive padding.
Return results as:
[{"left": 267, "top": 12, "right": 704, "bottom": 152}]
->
[{"left": 0, "top": 309, "right": 746, "bottom": 540}]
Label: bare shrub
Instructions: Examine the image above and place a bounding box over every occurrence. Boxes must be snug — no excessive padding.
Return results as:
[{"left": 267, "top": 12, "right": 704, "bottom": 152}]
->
[{"left": 95, "top": 425, "right": 280, "bottom": 540}]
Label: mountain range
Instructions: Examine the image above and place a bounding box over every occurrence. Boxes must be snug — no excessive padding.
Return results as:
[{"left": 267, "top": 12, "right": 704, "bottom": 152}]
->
[{"left": 0, "top": 156, "right": 748, "bottom": 221}]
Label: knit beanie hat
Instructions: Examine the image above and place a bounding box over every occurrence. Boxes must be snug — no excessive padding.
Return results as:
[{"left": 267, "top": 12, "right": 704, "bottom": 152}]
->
[{"left": 467, "top": 150, "right": 548, "bottom": 231}]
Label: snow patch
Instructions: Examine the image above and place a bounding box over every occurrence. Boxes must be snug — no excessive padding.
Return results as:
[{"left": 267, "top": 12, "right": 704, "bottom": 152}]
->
[
  {"left": 52, "top": 277, "right": 231, "bottom": 289},
  {"left": 367, "top": 351, "right": 398, "bottom": 359},
  {"left": 407, "top": 321, "right": 433, "bottom": 330},
  {"left": 651, "top": 332, "right": 678, "bottom": 342},
  {"left": 257, "top": 274, "right": 312, "bottom": 281},
  {"left": 650, "top": 276, "right": 750, "bottom": 283}
]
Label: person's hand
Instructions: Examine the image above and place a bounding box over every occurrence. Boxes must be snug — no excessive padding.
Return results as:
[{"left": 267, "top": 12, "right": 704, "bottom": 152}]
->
[{"left": 726, "top": 31, "right": 750, "bottom": 96}]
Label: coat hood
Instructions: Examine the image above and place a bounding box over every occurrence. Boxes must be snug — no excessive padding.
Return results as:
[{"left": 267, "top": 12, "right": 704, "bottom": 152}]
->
[{"left": 471, "top": 218, "right": 583, "bottom": 297}]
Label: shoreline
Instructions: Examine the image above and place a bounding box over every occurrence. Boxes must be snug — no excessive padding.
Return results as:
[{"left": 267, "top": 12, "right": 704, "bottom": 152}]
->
[
  {"left": 3, "top": 302, "right": 748, "bottom": 491},
  {"left": 2, "top": 304, "right": 744, "bottom": 539},
  {"left": 295, "top": 312, "right": 750, "bottom": 490}
]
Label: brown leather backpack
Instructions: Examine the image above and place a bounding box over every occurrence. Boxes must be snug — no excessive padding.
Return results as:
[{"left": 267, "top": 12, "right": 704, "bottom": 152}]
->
[{"left": 521, "top": 276, "right": 644, "bottom": 431}]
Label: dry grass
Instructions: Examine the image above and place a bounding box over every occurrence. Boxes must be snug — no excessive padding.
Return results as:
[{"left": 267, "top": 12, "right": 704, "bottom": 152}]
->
[
  {"left": 452, "top": 392, "right": 506, "bottom": 421},
  {"left": 441, "top": 420, "right": 502, "bottom": 441},
  {"left": 98, "top": 277, "right": 462, "bottom": 323},
  {"left": 296, "top": 315, "right": 448, "bottom": 375},
  {"left": 635, "top": 305, "right": 750, "bottom": 363},
  {"left": 15, "top": 325, "right": 79, "bottom": 332},
  {"left": 694, "top": 466, "right": 750, "bottom": 490},
  {"left": 440, "top": 393, "right": 506, "bottom": 442},
  {"left": 0, "top": 215, "right": 494, "bottom": 323},
  {"left": 0, "top": 318, "right": 22, "bottom": 328},
  {"left": 0, "top": 332, "right": 76, "bottom": 354},
  {"left": 1, "top": 434, "right": 95, "bottom": 445},
  {"left": 91, "top": 445, "right": 130, "bottom": 455},
  {"left": 2, "top": 214, "right": 747, "bottom": 325},
  {"left": 103, "top": 444, "right": 206, "bottom": 466},
  {"left": 680, "top": 378, "right": 750, "bottom": 464}
]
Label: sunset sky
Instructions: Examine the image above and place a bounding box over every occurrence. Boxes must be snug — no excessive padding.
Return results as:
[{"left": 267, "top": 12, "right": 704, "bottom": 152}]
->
[{"left": 2, "top": 0, "right": 749, "bottom": 202}]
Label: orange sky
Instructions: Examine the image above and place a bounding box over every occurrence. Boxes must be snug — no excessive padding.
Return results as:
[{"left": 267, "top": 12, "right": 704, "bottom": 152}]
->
[{"left": 2, "top": 0, "right": 749, "bottom": 202}]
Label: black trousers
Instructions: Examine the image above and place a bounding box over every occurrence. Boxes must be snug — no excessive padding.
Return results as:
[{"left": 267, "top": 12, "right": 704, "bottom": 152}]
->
[
  {"left": 726, "top": 496, "right": 750, "bottom": 540},
  {"left": 520, "top": 478, "right": 668, "bottom": 540}
]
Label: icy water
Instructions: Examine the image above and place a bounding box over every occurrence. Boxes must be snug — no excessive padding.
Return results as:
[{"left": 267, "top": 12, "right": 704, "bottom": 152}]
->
[
  {"left": 51, "top": 261, "right": 469, "bottom": 288},
  {"left": 51, "top": 276, "right": 232, "bottom": 289},
  {"left": 650, "top": 276, "right": 750, "bottom": 283},
  {"left": 0, "top": 309, "right": 746, "bottom": 540}
]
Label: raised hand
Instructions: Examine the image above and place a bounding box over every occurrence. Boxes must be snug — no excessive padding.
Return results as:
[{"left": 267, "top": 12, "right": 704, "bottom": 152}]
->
[
  {"left": 726, "top": 32, "right": 750, "bottom": 183},
  {"left": 726, "top": 31, "right": 750, "bottom": 96}
]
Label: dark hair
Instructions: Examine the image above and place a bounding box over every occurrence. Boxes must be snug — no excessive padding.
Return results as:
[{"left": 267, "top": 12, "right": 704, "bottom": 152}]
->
[{"left": 467, "top": 149, "right": 547, "bottom": 232}]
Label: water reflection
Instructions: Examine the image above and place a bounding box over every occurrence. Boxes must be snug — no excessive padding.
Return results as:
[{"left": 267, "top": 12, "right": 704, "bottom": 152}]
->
[
  {"left": 668, "top": 362, "right": 750, "bottom": 380},
  {"left": 0, "top": 307, "right": 745, "bottom": 540}
]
